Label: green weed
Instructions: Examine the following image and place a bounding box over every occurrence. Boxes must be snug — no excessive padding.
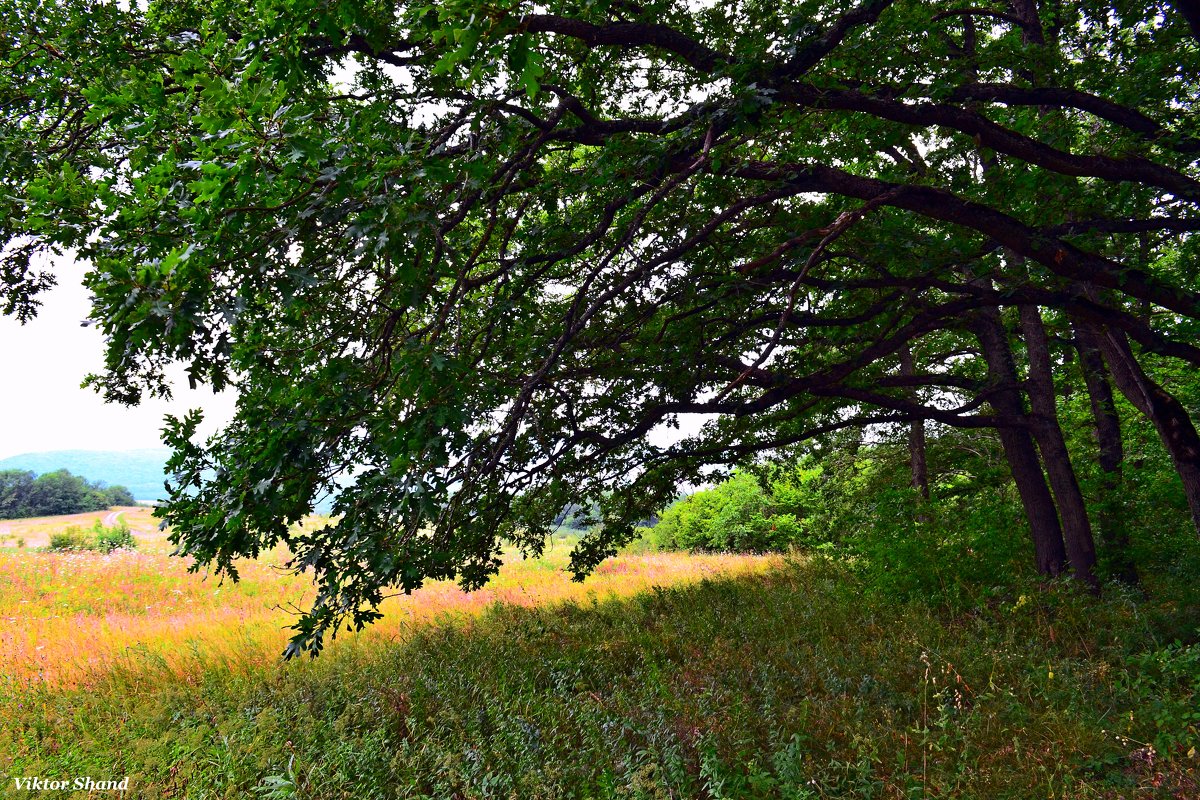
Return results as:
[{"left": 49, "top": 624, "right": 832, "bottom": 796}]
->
[{"left": 2, "top": 559, "right": 1197, "bottom": 798}]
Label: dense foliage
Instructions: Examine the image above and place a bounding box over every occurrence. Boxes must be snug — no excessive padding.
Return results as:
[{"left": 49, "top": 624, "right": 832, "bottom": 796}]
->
[
  {"left": 4, "top": 0, "right": 1200, "bottom": 653},
  {"left": 649, "top": 468, "right": 819, "bottom": 553},
  {"left": 650, "top": 369, "right": 1200, "bottom": 599},
  {"left": 0, "top": 469, "right": 135, "bottom": 519}
]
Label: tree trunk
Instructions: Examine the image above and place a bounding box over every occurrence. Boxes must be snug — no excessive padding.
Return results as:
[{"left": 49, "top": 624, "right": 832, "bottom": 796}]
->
[
  {"left": 898, "top": 344, "right": 930, "bottom": 500},
  {"left": 1019, "top": 306, "right": 1099, "bottom": 589},
  {"left": 969, "top": 308, "right": 1068, "bottom": 576},
  {"left": 1073, "top": 319, "right": 1139, "bottom": 585},
  {"left": 1093, "top": 326, "right": 1200, "bottom": 535}
]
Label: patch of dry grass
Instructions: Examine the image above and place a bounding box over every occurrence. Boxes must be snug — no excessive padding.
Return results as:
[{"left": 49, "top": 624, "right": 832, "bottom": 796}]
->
[
  {"left": 0, "top": 514, "right": 772, "bottom": 687},
  {"left": 0, "top": 506, "right": 161, "bottom": 549}
]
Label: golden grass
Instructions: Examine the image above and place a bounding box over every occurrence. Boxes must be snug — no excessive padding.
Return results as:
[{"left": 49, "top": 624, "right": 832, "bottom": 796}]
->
[
  {"left": 0, "top": 506, "right": 161, "bottom": 549},
  {"left": 0, "top": 513, "right": 773, "bottom": 688}
]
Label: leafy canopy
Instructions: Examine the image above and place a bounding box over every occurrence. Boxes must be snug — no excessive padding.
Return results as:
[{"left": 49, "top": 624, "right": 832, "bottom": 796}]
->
[{"left": 3, "top": 0, "right": 1199, "bottom": 653}]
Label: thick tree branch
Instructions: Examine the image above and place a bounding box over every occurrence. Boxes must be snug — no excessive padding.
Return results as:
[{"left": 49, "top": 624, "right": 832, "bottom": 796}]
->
[
  {"left": 728, "top": 159, "right": 1200, "bottom": 319},
  {"left": 770, "top": 85, "right": 1200, "bottom": 201},
  {"left": 520, "top": 14, "right": 728, "bottom": 73}
]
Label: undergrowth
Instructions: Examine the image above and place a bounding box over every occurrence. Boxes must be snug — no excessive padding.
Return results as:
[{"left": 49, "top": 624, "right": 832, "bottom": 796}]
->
[{"left": 2, "top": 558, "right": 1197, "bottom": 799}]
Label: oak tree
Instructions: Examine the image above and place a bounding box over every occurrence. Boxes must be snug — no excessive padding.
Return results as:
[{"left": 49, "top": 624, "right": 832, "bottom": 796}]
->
[{"left": 4, "top": 0, "right": 1199, "bottom": 652}]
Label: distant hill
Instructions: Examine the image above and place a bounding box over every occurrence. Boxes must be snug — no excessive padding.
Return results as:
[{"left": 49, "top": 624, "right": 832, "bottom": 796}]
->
[
  {"left": 0, "top": 449, "right": 339, "bottom": 511},
  {"left": 0, "top": 449, "right": 170, "bottom": 502}
]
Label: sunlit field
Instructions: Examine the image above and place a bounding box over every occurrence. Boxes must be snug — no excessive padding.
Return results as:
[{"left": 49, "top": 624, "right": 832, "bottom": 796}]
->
[
  {"left": 2, "top": 511, "right": 1197, "bottom": 798},
  {"left": 0, "top": 505, "right": 159, "bottom": 550},
  {"left": 0, "top": 510, "right": 771, "bottom": 687}
]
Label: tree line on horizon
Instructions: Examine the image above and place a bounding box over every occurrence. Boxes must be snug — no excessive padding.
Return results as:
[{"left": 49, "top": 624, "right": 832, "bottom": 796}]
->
[{"left": 0, "top": 469, "right": 135, "bottom": 520}]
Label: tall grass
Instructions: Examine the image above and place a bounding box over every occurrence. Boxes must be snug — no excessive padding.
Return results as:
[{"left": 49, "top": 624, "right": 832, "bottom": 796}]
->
[
  {"left": 0, "top": 538, "right": 765, "bottom": 687},
  {"left": 2, "top": 554, "right": 1197, "bottom": 798}
]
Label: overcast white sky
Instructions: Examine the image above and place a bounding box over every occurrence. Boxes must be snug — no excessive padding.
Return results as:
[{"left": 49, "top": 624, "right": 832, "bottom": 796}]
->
[
  {"left": 0, "top": 259, "right": 237, "bottom": 461},
  {"left": 1, "top": 256, "right": 709, "bottom": 466}
]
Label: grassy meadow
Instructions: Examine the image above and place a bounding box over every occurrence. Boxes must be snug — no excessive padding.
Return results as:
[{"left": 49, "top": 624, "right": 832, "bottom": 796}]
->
[
  {"left": 0, "top": 506, "right": 157, "bottom": 550},
  {"left": 1, "top": 510, "right": 1198, "bottom": 798}
]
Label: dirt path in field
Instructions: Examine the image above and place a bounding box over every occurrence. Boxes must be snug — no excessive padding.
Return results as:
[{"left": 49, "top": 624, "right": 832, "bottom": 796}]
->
[{"left": 0, "top": 506, "right": 158, "bottom": 548}]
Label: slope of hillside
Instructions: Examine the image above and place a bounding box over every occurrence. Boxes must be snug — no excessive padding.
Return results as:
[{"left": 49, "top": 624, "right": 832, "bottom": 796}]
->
[
  {"left": 0, "top": 449, "right": 170, "bottom": 501},
  {"left": 2, "top": 557, "right": 1196, "bottom": 797}
]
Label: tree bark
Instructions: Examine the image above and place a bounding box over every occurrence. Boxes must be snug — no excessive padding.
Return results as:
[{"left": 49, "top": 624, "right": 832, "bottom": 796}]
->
[
  {"left": 1019, "top": 306, "right": 1099, "bottom": 589},
  {"left": 969, "top": 308, "right": 1068, "bottom": 576},
  {"left": 1093, "top": 326, "right": 1200, "bottom": 535},
  {"left": 898, "top": 344, "right": 930, "bottom": 500},
  {"left": 1073, "top": 319, "right": 1139, "bottom": 585}
]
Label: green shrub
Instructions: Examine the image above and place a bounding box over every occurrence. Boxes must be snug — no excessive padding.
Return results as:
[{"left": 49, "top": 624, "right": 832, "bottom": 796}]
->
[
  {"left": 48, "top": 526, "right": 90, "bottom": 551},
  {"left": 46, "top": 521, "right": 136, "bottom": 553},
  {"left": 652, "top": 472, "right": 800, "bottom": 552},
  {"left": 648, "top": 458, "right": 847, "bottom": 554},
  {"left": 1108, "top": 640, "right": 1200, "bottom": 758},
  {"left": 95, "top": 523, "right": 135, "bottom": 553},
  {"left": 643, "top": 429, "right": 1033, "bottom": 601}
]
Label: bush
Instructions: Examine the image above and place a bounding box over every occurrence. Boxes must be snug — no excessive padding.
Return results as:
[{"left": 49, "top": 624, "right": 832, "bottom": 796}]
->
[
  {"left": 642, "top": 428, "right": 1031, "bottom": 600},
  {"left": 46, "top": 520, "right": 136, "bottom": 553},
  {"left": 48, "top": 526, "right": 90, "bottom": 551},
  {"left": 1116, "top": 641, "right": 1200, "bottom": 757},
  {"left": 95, "top": 523, "right": 135, "bottom": 552},
  {"left": 650, "top": 467, "right": 825, "bottom": 553}
]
